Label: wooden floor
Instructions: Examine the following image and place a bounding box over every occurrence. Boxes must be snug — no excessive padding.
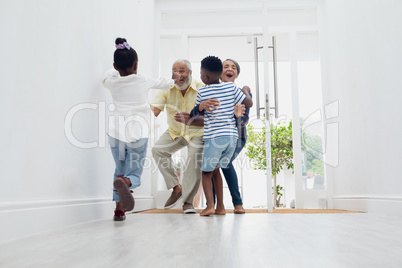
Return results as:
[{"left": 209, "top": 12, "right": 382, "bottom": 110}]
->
[
  {"left": 1, "top": 212, "right": 402, "bottom": 267},
  {"left": 140, "top": 208, "right": 361, "bottom": 214}
]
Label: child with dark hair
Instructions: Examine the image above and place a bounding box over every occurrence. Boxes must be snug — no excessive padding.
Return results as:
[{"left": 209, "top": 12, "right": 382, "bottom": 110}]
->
[
  {"left": 102, "top": 37, "right": 178, "bottom": 221},
  {"left": 190, "top": 56, "right": 252, "bottom": 216}
]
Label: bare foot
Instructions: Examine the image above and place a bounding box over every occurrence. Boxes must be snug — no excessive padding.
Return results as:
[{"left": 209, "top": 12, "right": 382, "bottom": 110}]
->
[
  {"left": 200, "top": 207, "right": 215, "bottom": 216},
  {"left": 215, "top": 206, "right": 226, "bottom": 215}
]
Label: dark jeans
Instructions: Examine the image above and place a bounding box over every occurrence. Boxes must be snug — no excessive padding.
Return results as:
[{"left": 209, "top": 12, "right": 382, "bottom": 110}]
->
[{"left": 212, "top": 138, "right": 247, "bottom": 206}]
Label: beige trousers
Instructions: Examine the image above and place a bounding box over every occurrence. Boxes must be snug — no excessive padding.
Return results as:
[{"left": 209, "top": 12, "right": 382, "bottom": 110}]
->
[{"left": 152, "top": 130, "right": 204, "bottom": 205}]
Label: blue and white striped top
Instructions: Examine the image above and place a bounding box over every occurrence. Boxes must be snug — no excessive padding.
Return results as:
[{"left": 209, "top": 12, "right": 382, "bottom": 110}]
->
[{"left": 195, "top": 82, "right": 246, "bottom": 140}]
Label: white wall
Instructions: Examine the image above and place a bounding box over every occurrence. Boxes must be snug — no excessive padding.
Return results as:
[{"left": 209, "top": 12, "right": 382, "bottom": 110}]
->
[
  {"left": 321, "top": 0, "right": 402, "bottom": 215},
  {"left": 0, "top": 0, "right": 156, "bottom": 243}
]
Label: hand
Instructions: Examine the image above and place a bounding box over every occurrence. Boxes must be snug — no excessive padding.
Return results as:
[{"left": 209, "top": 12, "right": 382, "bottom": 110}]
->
[
  {"left": 174, "top": 112, "right": 191, "bottom": 125},
  {"left": 172, "top": 71, "right": 180, "bottom": 84},
  {"left": 242, "top": 86, "right": 251, "bottom": 95},
  {"left": 199, "top": 98, "right": 220, "bottom": 113},
  {"left": 234, "top": 104, "right": 245, "bottom": 118}
]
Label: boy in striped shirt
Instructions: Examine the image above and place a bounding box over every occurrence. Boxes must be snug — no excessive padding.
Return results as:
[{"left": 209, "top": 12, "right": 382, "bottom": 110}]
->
[{"left": 190, "top": 56, "right": 252, "bottom": 216}]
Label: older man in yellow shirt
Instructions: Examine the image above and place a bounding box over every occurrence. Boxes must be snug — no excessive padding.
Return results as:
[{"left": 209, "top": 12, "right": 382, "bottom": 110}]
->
[{"left": 151, "top": 59, "right": 204, "bottom": 214}]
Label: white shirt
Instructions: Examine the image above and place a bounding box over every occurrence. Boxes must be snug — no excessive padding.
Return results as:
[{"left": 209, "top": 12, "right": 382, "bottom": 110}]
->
[{"left": 102, "top": 69, "right": 174, "bottom": 143}]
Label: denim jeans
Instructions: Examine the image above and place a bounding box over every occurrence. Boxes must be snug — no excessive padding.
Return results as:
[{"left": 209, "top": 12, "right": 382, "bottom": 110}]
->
[
  {"left": 212, "top": 138, "right": 247, "bottom": 206},
  {"left": 108, "top": 136, "right": 148, "bottom": 202}
]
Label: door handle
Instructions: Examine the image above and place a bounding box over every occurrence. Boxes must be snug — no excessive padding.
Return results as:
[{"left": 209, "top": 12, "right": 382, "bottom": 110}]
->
[
  {"left": 254, "top": 37, "right": 264, "bottom": 119},
  {"left": 254, "top": 36, "right": 279, "bottom": 119},
  {"left": 269, "top": 36, "right": 279, "bottom": 119}
]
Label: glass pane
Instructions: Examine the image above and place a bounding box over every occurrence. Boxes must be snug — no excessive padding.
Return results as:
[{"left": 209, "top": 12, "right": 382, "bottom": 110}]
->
[{"left": 297, "top": 32, "right": 326, "bottom": 191}]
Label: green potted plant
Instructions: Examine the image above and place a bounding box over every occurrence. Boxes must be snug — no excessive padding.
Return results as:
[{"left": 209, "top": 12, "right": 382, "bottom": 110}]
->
[
  {"left": 246, "top": 120, "right": 294, "bottom": 208},
  {"left": 274, "top": 184, "right": 284, "bottom": 207}
]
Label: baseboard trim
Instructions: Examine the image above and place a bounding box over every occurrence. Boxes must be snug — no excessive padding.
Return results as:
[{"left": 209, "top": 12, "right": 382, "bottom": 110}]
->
[
  {"left": 0, "top": 196, "right": 155, "bottom": 244},
  {"left": 332, "top": 195, "right": 402, "bottom": 217},
  {"left": 332, "top": 195, "right": 402, "bottom": 201},
  {"left": 0, "top": 198, "right": 112, "bottom": 212}
]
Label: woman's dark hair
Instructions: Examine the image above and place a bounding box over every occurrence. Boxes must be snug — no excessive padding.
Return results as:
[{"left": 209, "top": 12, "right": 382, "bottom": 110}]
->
[
  {"left": 113, "top": 37, "right": 138, "bottom": 70},
  {"left": 224, "top": 58, "right": 240, "bottom": 75},
  {"left": 201, "top": 56, "right": 223, "bottom": 74}
]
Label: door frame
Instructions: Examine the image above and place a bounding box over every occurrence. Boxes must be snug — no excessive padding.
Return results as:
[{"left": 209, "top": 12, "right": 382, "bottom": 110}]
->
[
  {"left": 156, "top": 24, "right": 324, "bottom": 211},
  {"left": 157, "top": 29, "right": 275, "bottom": 211}
]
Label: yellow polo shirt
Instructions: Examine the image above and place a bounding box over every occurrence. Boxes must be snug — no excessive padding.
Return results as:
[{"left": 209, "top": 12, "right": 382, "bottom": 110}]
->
[{"left": 151, "top": 78, "right": 204, "bottom": 142}]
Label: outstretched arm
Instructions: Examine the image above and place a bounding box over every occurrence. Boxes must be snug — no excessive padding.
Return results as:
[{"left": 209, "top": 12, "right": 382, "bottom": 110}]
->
[
  {"left": 146, "top": 72, "right": 179, "bottom": 90},
  {"left": 102, "top": 69, "right": 119, "bottom": 88}
]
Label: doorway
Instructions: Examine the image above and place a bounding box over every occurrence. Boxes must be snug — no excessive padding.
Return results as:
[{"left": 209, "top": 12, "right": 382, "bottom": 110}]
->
[
  {"left": 188, "top": 35, "right": 269, "bottom": 209},
  {"left": 155, "top": 3, "right": 327, "bottom": 210},
  {"left": 157, "top": 31, "right": 327, "bottom": 210}
]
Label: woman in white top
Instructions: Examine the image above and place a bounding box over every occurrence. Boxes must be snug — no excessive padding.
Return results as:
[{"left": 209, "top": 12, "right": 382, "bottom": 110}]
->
[{"left": 102, "top": 37, "right": 178, "bottom": 221}]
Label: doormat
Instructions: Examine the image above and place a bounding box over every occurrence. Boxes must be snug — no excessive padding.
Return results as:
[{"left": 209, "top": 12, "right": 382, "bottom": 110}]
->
[{"left": 137, "top": 209, "right": 362, "bottom": 214}]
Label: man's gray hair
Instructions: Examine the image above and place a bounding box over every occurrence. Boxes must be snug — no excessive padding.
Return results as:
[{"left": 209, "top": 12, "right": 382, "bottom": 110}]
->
[{"left": 173, "top": 59, "right": 192, "bottom": 72}]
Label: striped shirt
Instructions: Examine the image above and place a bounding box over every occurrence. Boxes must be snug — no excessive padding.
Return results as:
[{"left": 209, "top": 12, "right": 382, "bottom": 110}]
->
[{"left": 195, "top": 82, "right": 246, "bottom": 140}]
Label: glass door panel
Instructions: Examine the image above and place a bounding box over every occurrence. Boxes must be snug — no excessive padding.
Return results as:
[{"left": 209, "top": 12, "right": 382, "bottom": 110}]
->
[{"left": 297, "top": 32, "right": 327, "bottom": 208}]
